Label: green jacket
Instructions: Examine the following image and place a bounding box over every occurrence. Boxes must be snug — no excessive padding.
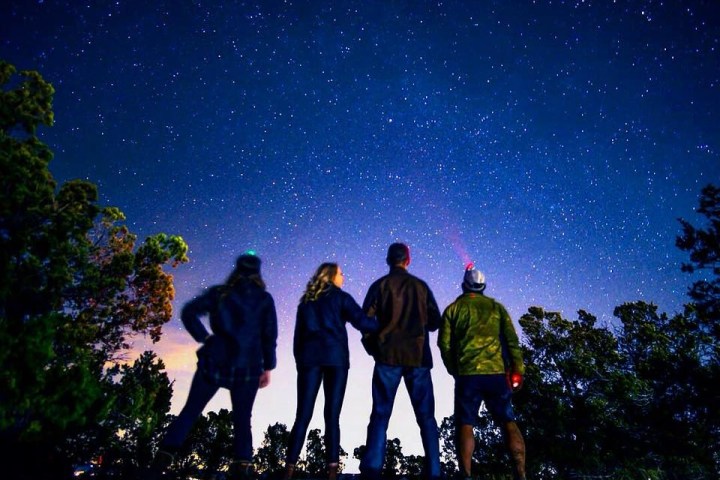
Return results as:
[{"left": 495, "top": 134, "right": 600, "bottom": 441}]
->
[{"left": 438, "top": 292, "right": 524, "bottom": 376}]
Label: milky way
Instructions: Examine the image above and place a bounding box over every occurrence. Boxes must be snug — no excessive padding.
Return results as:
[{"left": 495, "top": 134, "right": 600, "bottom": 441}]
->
[{"left": 3, "top": 0, "right": 718, "bottom": 470}]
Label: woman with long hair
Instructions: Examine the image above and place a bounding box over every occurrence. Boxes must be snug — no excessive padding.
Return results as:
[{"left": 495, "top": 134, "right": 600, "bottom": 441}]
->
[
  {"left": 149, "top": 252, "right": 278, "bottom": 480},
  {"left": 283, "top": 263, "right": 377, "bottom": 480}
]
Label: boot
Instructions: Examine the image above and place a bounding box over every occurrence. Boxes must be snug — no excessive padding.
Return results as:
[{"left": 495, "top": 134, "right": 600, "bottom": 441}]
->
[
  {"left": 327, "top": 463, "right": 339, "bottom": 480},
  {"left": 281, "top": 464, "right": 295, "bottom": 480},
  {"left": 504, "top": 422, "right": 526, "bottom": 480}
]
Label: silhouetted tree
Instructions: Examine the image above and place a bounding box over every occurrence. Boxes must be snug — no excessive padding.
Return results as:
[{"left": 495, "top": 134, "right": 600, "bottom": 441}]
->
[
  {"left": 101, "top": 352, "right": 174, "bottom": 476},
  {"left": 438, "top": 416, "right": 458, "bottom": 478},
  {"left": 513, "top": 299, "right": 719, "bottom": 479},
  {"left": 517, "top": 307, "right": 643, "bottom": 478},
  {"left": 299, "top": 428, "right": 348, "bottom": 476},
  {"left": 255, "top": 422, "right": 289, "bottom": 475},
  {"left": 401, "top": 454, "right": 425, "bottom": 477},
  {"left": 677, "top": 184, "right": 720, "bottom": 335},
  {"left": 0, "top": 60, "right": 187, "bottom": 479},
  {"left": 177, "top": 409, "right": 236, "bottom": 479},
  {"left": 353, "top": 437, "right": 421, "bottom": 478},
  {"left": 614, "top": 301, "right": 719, "bottom": 478},
  {"left": 383, "top": 438, "right": 405, "bottom": 477},
  {"left": 302, "top": 428, "right": 325, "bottom": 476}
]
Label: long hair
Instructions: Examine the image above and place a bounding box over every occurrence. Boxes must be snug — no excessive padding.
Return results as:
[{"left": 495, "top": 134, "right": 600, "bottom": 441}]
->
[
  {"left": 221, "top": 266, "right": 266, "bottom": 298},
  {"left": 301, "top": 262, "right": 338, "bottom": 303}
]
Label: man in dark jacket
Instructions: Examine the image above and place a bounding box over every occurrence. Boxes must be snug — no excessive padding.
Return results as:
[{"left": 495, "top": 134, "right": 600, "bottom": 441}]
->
[{"left": 359, "top": 243, "right": 442, "bottom": 480}]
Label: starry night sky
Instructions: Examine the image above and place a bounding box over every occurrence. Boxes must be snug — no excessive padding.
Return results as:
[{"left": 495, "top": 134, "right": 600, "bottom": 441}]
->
[{"left": 2, "top": 0, "right": 719, "bottom": 470}]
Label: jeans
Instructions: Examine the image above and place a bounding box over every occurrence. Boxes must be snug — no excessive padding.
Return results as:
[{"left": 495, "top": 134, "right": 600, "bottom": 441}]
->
[
  {"left": 286, "top": 366, "right": 349, "bottom": 464},
  {"left": 161, "top": 368, "right": 260, "bottom": 461},
  {"left": 359, "top": 364, "right": 440, "bottom": 479}
]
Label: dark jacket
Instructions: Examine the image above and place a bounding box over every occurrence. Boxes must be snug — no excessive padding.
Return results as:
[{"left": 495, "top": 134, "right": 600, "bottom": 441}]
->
[
  {"left": 181, "top": 280, "right": 278, "bottom": 375},
  {"left": 362, "top": 266, "right": 442, "bottom": 368},
  {"left": 294, "top": 285, "right": 378, "bottom": 368}
]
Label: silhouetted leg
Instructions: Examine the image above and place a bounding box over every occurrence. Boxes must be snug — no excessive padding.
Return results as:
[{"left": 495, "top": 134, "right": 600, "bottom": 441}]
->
[
  {"left": 360, "top": 364, "right": 402, "bottom": 480},
  {"left": 404, "top": 367, "right": 440, "bottom": 479},
  {"left": 322, "top": 366, "right": 349, "bottom": 465},
  {"left": 229, "top": 375, "right": 261, "bottom": 462},
  {"left": 456, "top": 424, "right": 474, "bottom": 477},
  {"left": 503, "top": 421, "right": 526, "bottom": 480},
  {"left": 286, "top": 367, "right": 323, "bottom": 465},
  {"left": 162, "top": 370, "right": 218, "bottom": 450}
]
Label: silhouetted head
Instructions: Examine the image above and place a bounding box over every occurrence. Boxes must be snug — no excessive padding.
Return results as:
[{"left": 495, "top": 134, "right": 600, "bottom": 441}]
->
[
  {"left": 235, "top": 251, "right": 261, "bottom": 275},
  {"left": 386, "top": 242, "right": 411, "bottom": 267},
  {"left": 225, "top": 250, "right": 265, "bottom": 290}
]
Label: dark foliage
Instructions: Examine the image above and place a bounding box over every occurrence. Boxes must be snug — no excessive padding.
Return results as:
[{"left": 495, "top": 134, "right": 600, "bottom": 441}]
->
[{"left": 0, "top": 60, "right": 186, "bottom": 478}]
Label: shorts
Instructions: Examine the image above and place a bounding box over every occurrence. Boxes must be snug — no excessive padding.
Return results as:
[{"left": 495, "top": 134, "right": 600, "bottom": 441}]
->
[{"left": 454, "top": 374, "right": 516, "bottom": 425}]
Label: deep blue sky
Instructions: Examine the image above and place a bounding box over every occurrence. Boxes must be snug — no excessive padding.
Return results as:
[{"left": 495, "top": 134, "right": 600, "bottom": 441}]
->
[{"left": 3, "top": 0, "right": 719, "bottom": 470}]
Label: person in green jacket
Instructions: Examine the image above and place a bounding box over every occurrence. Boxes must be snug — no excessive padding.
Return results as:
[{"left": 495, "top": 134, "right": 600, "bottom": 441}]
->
[{"left": 438, "top": 264, "right": 527, "bottom": 480}]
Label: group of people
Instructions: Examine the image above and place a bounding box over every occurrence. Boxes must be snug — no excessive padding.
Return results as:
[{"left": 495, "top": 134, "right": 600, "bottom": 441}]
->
[{"left": 148, "top": 243, "right": 527, "bottom": 480}]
